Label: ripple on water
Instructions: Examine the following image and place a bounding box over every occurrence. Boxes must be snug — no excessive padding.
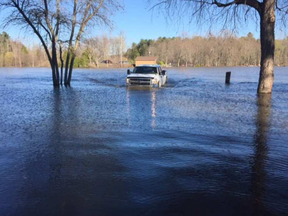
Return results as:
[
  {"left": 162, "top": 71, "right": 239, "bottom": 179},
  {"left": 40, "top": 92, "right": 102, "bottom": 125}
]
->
[{"left": 0, "top": 67, "right": 288, "bottom": 216}]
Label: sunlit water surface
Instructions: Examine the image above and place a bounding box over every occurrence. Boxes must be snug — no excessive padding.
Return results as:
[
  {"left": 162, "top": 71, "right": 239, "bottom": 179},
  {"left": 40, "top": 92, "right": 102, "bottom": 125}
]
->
[{"left": 0, "top": 67, "right": 288, "bottom": 216}]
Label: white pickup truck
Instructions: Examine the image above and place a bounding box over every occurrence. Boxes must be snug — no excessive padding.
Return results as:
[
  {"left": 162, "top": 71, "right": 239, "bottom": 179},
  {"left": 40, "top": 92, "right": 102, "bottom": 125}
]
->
[{"left": 126, "top": 65, "right": 167, "bottom": 87}]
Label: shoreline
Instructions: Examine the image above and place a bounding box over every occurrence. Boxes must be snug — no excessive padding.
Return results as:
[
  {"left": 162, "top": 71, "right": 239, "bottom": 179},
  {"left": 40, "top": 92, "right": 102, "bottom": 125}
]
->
[{"left": 2, "top": 65, "right": 287, "bottom": 70}]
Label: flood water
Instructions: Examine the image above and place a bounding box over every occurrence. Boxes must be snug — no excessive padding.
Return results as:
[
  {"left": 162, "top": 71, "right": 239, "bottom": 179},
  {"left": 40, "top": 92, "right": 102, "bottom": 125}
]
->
[{"left": 0, "top": 67, "right": 288, "bottom": 216}]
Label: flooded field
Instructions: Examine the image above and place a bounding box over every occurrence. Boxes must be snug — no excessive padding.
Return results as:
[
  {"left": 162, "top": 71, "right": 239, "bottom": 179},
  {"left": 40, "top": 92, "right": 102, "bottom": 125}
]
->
[{"left": 0, "top": 67, "right": 288, "bottom": 216}]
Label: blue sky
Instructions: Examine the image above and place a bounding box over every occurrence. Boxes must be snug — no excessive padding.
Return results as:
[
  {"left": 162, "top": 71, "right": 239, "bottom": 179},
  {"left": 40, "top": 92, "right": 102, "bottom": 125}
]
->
[
  {"left": 0, "top": 0, "right": 286, "bottom": 47},
  {"left": 109, "top": 0, "right": 263, "bottom": 45}
]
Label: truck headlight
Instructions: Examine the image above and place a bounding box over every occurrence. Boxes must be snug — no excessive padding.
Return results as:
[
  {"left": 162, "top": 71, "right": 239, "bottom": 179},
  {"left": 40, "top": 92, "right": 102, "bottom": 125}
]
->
[
  {"left": 126, "top": 78, "right": 130, "bottom": 84},
  {"left": 152, "top": 79, "right": 157, "bottom": 84}
]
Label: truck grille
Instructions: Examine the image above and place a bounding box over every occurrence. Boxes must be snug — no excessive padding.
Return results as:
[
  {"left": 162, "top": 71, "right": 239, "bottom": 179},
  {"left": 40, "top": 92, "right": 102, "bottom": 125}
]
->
[{"left": 129, "top": 78, "right": 151, "bottom": 86}]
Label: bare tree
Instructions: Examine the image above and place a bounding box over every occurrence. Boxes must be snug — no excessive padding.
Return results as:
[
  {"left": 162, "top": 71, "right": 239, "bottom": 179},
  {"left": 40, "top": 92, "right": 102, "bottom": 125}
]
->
[
  {"left": 83, "top": 33, "right": 126, "bottom": 67},
  {"left": 0, "top": 0, "right": 68, "bottom": 86},
  {"left": 119, "top": 32, "right": 126, "bottom": 67},
  {"left": 63, "top": 0, "right": 121, "bottom": 85},
  {"left": 151, "top": 0, "right": 288, "bottom": 94},
  {"left": 0, "top": 0, "right": 121, "bottom": 86},
  {"left": 83, "top": 36, "right": 104, "bottom": 67}
]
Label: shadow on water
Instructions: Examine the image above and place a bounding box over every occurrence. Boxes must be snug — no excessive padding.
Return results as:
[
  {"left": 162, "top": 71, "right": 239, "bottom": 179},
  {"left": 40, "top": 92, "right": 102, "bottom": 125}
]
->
[{"left": 251, "top": 94, "right": 271, "bottom": 215}]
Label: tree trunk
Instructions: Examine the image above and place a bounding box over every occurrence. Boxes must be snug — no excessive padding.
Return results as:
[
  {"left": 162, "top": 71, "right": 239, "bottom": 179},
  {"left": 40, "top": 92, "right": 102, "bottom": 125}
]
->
[
  {"left": 50, "top": 61, "right": 57, "bottom": 86},
  {"left": 67, "top": 53, "right": 76, "bottom": 85},
  {"left": 258, "top": 0, "right": 275, "bottom": 94},
  {"left": 165, "top": 56, "right": 168, "bottom": 67},
  {"left": 59, "top": 45, "right": 64, "bottom": 85},
  {"left": 51, "top": 38, "right": 59, "bottom": 86},
  {"left": 89, "top": 55, "right": 92, "bottom": 66},
  {"left": 95, "top": 59, "right": 99, "bottom": 68},
  {"left": 32, "top": 52, "right": 35, "bottom": 67},
  {"left": 18, "top": 57, "right": 22, "bottom": 67},
  {"left": 64, "top": 52, "right": 71, "bottom": 85}
]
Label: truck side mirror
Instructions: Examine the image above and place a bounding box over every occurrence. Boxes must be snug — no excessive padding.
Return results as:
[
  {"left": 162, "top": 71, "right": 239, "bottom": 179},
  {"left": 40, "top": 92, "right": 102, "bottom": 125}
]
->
[
  {"left": 127, "top": 69, "right": 131, "bottom": 75},
  {"left": 162, "top": 70, "right": 166, "bottom": 75}
]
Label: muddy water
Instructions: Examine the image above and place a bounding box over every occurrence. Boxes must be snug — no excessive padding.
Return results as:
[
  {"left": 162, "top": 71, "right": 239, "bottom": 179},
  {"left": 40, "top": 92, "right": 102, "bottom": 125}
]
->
[{"left": 0, "top": 67, "right": 287, "bottom": 216}]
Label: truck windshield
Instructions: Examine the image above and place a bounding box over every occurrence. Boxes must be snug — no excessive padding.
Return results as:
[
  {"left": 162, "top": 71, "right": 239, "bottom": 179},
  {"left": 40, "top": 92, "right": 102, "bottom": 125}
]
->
[{"left": 133, "top": 67, "right": 157, "bottom": 74}]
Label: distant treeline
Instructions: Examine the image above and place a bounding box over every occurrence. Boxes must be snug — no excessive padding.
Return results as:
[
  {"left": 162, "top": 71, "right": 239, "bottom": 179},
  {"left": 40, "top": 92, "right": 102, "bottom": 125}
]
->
[
  {"left": 126, "top": 33, "right": 288, "bottom": 67},
  {"left": 1, "top": 31, "right": 288, "bottom": 68},
  {"left": 0, "top": 32, "right": 49, "bottom": 68},
  {"left": 0, "top": 32, "right": 126, "bottom": 68}
]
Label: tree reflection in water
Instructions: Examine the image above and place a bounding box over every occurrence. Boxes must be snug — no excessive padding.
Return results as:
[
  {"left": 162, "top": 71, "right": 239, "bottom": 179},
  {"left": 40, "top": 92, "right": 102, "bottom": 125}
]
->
[{"left": 252, "top": 94, "right": 271, "bottom": 214}]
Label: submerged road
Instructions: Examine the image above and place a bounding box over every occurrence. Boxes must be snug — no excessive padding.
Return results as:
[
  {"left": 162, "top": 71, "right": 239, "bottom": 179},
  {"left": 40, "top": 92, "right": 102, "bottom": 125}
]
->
[{"left": 0, "top": 67, "right": 288, "bottom": 216}]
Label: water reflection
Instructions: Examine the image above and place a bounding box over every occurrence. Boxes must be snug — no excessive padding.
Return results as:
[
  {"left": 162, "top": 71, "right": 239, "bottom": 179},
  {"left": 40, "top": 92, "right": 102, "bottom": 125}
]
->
[
  {"left": 251, "top": 94, "right": 271, "bottom": 213},
  {"left": 126, "top": 88, "right": 157, "bottom": 130},
  {"left": 49, "top": 88, "right": 65, "bottom": 194},
  {"left": 2, "top": 68, "right": 288, "bottom": 215},
  {"left": 151, "top": 91, "right": 157, "bottom": 128},
  {"left": 19, "top": 88, "right": 65, "bottom": 215},
  {"left": 39, "top": 88, "right": 131, "bottom": 215}
]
